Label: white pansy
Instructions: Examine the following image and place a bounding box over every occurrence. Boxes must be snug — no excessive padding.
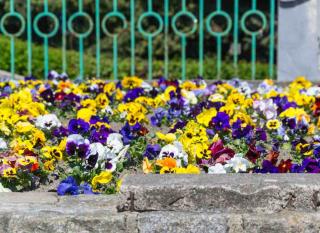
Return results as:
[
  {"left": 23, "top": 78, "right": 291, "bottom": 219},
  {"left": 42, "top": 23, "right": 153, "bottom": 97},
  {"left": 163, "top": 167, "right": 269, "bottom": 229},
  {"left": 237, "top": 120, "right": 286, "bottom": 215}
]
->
[
  {"left": 113, "top": 145, "right": 130, "bottom": 163},
  {"left": 208, "top": 93, "right": 224, "bottom": 102},
  {"left": 103, "top": 105, "right": 113, "bottom": 115},
  {"left": 208, "top": 163, "right": 227, "bottom": 174},
  {"left": 159, "top": 142, "right": 188, "bottom": 167},
  {"left": 141, "top": 81, "right": 152, "bottom": 91},
  {"left": 88, "top": 143, "right": 106, "bottom": 162},
  {"left": 227, "top": 156, "right": 250, "bottom": 173},
  {"left": 105, "top": 145, "right": 129, "bottom": 172},
  {"left": 307, "top": 86, "right": 320, "bottom": 96},
  {"left": 0, "top": 138, "right": 7, "bottom": 150},
  {"left": 159, "top": 144, "right": 179, "bottom": 159},
  {"left": 257, "top": 81, "right": 273, "bottom": 95},
  {"left": 67, "top": 134, "right": 90, "bottom": 145},
  {"left": 172, "top": 141, "right": 188, "bottom": 166},
  {"left": 181, "top": 90, "right": 198, "bottom": 105},
  {"left": 238, "top": 82, "right": 252, "bottom": 96},
  {"left": 105, "top": 133, "right": 126, "bottom": 161},
  {"left": 0, "top": 183, "right": 11, "bottom": 192},
  {"left": 106, "top": 133, "right": 124, "bottom": 154},
  {"left": 120, "top": 111, "right": 127, "bottom": 119},
  {"left": 253, "top": 99, "right": 277, "bottom": 120},
  {"left": 35, "top": 114, "right": 61, "bottom": 130}
]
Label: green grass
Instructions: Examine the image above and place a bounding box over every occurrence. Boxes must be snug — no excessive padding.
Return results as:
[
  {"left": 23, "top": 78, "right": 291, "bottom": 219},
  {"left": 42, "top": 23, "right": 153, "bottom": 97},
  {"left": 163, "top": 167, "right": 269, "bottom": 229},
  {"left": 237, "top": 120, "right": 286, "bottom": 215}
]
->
[{"left": 0, "top": 36, "right": 273, "bottom": 80}]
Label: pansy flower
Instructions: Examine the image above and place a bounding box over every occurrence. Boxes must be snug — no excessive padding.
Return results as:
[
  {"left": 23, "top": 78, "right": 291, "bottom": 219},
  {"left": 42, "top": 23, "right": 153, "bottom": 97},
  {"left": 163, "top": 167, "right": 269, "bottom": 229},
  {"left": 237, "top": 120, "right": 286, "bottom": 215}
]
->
[
  {"left": 35, "top": 114, "right": 61, "bottom": 131},
  {"left": 210, "top": 112, "right": 230, "bottom": 131},
  {"left": 66, "top": 134, "right": 90, "bottom": 158},
  {"left": 68, "top": 119, "right": 90, "bottom": 135}
]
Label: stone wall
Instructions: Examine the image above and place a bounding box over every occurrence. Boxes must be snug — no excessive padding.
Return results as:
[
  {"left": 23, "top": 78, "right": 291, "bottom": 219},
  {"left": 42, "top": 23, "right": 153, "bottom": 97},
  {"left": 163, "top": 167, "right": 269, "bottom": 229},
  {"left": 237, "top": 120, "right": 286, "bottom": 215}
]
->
[
  {"left": 1, "top": 174, "right": 320, "bottom": 232},
  {"left": 278, "top": 0, "right": 320, "bottom": 81}
]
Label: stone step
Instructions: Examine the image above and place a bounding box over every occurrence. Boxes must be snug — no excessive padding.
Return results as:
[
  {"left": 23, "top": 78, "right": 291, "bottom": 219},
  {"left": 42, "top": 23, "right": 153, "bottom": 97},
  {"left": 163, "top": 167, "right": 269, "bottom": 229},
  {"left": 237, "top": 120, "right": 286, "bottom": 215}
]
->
[
  {"left": 119, "top": 174, "right": 320, "bottom": 213},
  {"left": 137, "top": 211, "right": 320, "bottom": 233},
  {"left": 2, "top": 174, "right": 320, "bottom": 232}
]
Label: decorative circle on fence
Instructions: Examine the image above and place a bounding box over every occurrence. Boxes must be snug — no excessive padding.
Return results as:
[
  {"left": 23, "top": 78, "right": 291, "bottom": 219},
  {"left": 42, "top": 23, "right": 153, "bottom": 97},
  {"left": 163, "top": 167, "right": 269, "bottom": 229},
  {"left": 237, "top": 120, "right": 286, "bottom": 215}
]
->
[
  {"left": 0, "top": 12, "right": 25, "bottom": 37},
  {"left": 240, "top": 10, "right": 267, "bottom": 36},
  {"left": 206, "top": 11, "right": 232, "bottom": 37},
  {"left": 137, "top": 12, "right": 164, "bottom": 38},
  {"left": 102, "top": 12, "right": 128, "bottom": 37},
  {"left": 33, "top": 12, "right": 59, "bottom": 38},
  {"left": 68, "top": 12, "right": 94, "bottom": 38},
  {"left": 172, "top": 11, "right": 198, "bottom": 37}
]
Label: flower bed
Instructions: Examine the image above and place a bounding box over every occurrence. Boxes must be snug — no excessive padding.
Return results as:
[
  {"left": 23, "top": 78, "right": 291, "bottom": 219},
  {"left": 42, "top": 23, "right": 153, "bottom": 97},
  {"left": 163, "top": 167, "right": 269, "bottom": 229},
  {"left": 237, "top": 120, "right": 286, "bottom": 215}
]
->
[{"left": 0, "top": 71, "right": 319, "bottom": 195}]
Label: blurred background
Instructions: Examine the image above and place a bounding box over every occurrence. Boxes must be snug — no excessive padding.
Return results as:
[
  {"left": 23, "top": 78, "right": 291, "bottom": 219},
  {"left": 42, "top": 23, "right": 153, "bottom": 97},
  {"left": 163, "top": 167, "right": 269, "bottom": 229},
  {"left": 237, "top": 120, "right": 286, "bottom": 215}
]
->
[{"left": 0, "top": 0, "right": 277, "bottom": 79}]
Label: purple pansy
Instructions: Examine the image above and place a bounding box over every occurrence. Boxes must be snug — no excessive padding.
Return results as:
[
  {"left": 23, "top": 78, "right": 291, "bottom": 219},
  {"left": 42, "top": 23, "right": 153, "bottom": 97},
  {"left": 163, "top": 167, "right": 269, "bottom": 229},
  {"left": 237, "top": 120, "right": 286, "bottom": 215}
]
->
[
  {"left": 66, "top": 134, "right": 90, "bottom": 158},
  {"left": 144, "top": 144, "right": 161, "bottom": 160},
  {"left": 211, "top": 112, "right": 230, "bottom": 131},
  {"left": 68, "top": 119, "right": 90, "bottom": 135},
  {"left": 57, "top": 176, "right": 79, "bottom": 196}
]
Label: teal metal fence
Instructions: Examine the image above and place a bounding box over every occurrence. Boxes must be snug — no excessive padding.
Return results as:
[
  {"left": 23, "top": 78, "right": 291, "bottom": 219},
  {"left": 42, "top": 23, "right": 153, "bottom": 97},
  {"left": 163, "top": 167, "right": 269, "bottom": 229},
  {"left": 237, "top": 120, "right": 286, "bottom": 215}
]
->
[{"left": 0, "top": 0, "right": 276, "bottom": 80}]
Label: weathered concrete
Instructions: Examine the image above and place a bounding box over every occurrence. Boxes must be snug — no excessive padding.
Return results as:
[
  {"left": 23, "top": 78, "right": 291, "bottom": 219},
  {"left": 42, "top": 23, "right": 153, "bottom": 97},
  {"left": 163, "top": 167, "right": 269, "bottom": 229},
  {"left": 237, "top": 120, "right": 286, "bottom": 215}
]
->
[
  {"left": 0, "top": 70, "right": 24, "bottom": 81},
  {"left": 137, "top": 211, "right": 320, "bottom": 233},
  {"left": 2, "top": 175, "right": 320, "bottom": 232},
  {"left": 278, "top": 0, "right": 320, "bottom": 81},
  {"left": 0, "top": 193, "right": 137, "bottom": 233},
  {"left": 120, "top": 174, "right": 320, "bottom": 213}
]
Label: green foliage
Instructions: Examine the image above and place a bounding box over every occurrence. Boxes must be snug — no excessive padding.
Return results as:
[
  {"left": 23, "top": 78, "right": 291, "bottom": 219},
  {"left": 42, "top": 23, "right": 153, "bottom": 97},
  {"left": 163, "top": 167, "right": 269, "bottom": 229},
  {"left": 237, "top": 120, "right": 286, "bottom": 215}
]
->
[
  {"left": 0, "top": 36, "right": 272, "bottom": 80},
  {"left": 1, "top": 0, "right": 276, "bottom": 62}
]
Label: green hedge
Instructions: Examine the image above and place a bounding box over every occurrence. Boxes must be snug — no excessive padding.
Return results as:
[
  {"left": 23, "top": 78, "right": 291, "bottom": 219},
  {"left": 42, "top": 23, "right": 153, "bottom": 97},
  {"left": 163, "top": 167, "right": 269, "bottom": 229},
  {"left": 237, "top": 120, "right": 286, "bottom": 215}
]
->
[{"left": 0, "top": 36, "right": 273, "bottom": 80}]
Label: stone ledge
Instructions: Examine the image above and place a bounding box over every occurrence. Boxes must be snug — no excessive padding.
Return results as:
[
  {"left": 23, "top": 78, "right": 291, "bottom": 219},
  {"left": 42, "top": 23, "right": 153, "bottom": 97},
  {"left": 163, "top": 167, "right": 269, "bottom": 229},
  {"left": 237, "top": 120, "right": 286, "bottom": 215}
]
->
[
  {"left": 120, "top": 174, "right": 320, "bottom": 213},
  {"left": 2, "top": 174, "right": 320, "bottom": 232}
]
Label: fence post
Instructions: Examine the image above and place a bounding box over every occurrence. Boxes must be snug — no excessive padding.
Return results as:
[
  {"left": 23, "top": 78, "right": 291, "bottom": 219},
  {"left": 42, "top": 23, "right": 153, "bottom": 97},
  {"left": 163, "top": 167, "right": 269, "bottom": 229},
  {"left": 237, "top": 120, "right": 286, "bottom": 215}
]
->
[{"left": 278, "top": 0, "right": 320, "bottom": 81}]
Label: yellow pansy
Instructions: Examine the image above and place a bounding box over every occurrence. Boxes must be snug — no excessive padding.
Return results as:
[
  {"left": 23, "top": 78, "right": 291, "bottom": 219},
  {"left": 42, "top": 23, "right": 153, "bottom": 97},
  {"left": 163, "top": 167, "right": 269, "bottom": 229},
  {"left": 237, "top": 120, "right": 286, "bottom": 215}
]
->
[
  {"left": 116, "top": 179, "right": 123, "bottom": 193},
  {"left": 164, "top": 86, "right": 177, "bottom": 99},
  {"left": 143, "top": 158, "right": 153, "bottom": 174},
  {"left": 227, "top": 92, "right": 245, "bottom": 106},
  {"left": 121, "top": 76, "right": 143, "bottom": 89},
  {"left": 41, "top": 146, "right": 63, "bottom": 160},
  {"left": 16, "top": 156, "right": 37, "bottom": 167},
  {"left": 3, "top": 167, "right": 16, "bottom": 178},
  {"left": 293, "top": 94, "right": 315, "bottom": 106},
  {"left": 59, "top": 138, "right": 67, "bottom": 151},
  {"left": 41, "top": 146, "right": 53, "bottom": 159},
  {"left": 266, "top": 90, "right": 279, "bottom": 99},
  {"left": 160, "top": 166, "right": 174, "bottom": 174},
  {"left": 135, "top": 97, "right": 155, "bottom": 108},
  {"left": 77, "top": 108, "right": 96, "bottom": 122},
  {"left": 16, "top": 121, "right": 34, "bottom": 133},
  {"left": 266, "top": 119, "right": 281, "bottom": 130},
  {"left": 104, "top": 82, "right": 116, "bottom": 94},
  {"left": 180, "top": 81, "right": 196, "bottom": 90},
  {"left": 289, "top": 76, "right": 312, "bottom": 90},
  {"left": 156, "top": 132, "right": 176, "bottom": 143},
  {"left": 220, "top": 104, "right": 235, "bottom": 117},
  {"left": 208, "top": 93, "right": 225, "bottom": 103},
  {"left": 185, "top": 164, "right": 201, "bottom": 174},
  {"left": 31, "top": 129, "right": 46, "bottom": 144},
  {"left": 154, "top": 94, "right": 167, "bottom": 108},
  {"left": 279, "top": 107, "right": 310, "bottom": 122},
  {"left": 95, "top": 93, "right": 109, "bottom": 108},
  {"left": 44, "top": 159, "right": 55, "bottom": 171},
  {"left": 196, "top": 108, "right": 217, "bottom": 127},
  {"left": 0, "top": 122, "right": 11, "bottom": 135},
  {"left": 188, "top": 142, "right": 211, "bottom": 160},
  {"left": 231, "top": 112, "right": 254, "bottom": 126},
  {"left": 81, "top": 99, "right": 97, "bottom": 110},
  {"left": 92, "top": 171, "right": 113, "bottom": 188},
  {"left": 308, "top": 124, "right": 315, "bottom": 135},
  {"left": 115, "top": 88, "right": 124, "bottom": 101}
]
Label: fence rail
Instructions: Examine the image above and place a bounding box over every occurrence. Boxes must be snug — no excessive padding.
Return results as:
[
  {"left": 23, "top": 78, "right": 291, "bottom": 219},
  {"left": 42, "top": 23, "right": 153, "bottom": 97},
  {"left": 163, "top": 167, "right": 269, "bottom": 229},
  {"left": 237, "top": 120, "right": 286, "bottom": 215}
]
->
[{"left": 0, "top": 0, "right": 276, "bottom": 80}]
